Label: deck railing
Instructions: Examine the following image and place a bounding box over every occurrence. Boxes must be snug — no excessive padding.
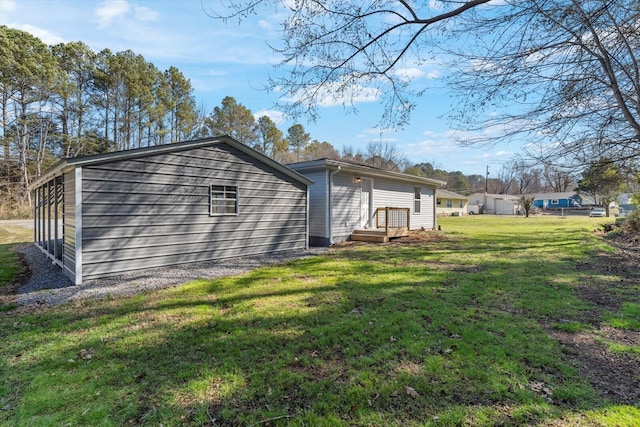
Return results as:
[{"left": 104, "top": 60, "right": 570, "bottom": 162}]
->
[{"left": 375, "top": 207, "right": 410, "bottom": 235}]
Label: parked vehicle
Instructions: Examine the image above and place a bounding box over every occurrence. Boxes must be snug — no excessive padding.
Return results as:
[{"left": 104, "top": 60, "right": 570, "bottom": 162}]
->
[{"left": 589, "top": 207, "right": 607, "bottom": 217}]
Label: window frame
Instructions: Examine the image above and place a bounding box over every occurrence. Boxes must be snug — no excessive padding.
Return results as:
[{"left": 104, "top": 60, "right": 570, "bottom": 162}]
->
[
  {"left": 210, "top": 185, "right": 239, "bottom": 216},
  {"left": 414, "top": 186, "right": 421, "bottom": 214}
]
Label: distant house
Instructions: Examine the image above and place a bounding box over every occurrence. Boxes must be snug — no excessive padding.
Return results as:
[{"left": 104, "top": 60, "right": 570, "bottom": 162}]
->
[
  {"left": 436, "top": 189, "right": 468, "bottom": 216},
  {"left": 618, "top": 193, "right": 637, "bottom": 214},
  {"left": 29, "top": 136, "right": 312, "bottom": 285},
  {"left": 531, "top": 192, "right": 581, "bottom": 209},
  {"left": 466, "top": 193, "right": 521, "bottom": 215},
  {"left": 288, "top": 159, "right": 445, "bottom": 245}
]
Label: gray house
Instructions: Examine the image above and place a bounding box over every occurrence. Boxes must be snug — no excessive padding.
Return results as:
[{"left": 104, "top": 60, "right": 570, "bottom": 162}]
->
[
  {"left": 288, "top": 159, "right": 445, "bottom": 245},
  {"left": 29, "top": 136, "right": 312, "bottom": 284}
]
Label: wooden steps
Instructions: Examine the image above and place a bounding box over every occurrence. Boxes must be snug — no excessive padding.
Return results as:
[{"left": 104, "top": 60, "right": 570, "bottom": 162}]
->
[{"left": 350, "top": 228, "right": 409, "bottom": 243}]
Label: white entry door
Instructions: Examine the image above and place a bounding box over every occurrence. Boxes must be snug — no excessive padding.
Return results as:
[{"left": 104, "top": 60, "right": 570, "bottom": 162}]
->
[{"left": 360, "top": 178, "right": 373, "bottom": 228}]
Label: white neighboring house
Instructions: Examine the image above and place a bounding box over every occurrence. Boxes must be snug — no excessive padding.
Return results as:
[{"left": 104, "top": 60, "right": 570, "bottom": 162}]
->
[
  {"left": 466, "top": 193, "right": 522, "bottom": 215},
  {"left": 288, "top": 159, "right": 446, "bottom": 245}
]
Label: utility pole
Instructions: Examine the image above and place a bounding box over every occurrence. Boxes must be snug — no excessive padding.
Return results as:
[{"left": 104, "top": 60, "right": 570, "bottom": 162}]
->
[
  {"left": 485, "top": 165, "right": 489, "bottom": 193},
  {"left": 484, "top": 165, "right": 489, "bottom": 214}
]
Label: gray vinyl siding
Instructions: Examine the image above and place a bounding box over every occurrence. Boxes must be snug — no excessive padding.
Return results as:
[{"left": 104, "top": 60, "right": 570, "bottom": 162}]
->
[
  {"left": 331, "top": 172, "right": 360, "bottom": 242},
  {"left": 79, "top": 143, "right": 307, "bottom": 279},
  {"left": 297, "top": 169, "right": 328, "bottom": 240},
  {"left": 62, "top": 169, "right": 77, "bottom": 283},
  {"left": 373, "top": 179, "right": 436, "bottom": 230}
]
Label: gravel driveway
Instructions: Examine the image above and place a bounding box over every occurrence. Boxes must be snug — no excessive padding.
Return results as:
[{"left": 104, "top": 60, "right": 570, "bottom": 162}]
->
[{"left": 15, "top": 243, "right": 328, "bottom": 307}]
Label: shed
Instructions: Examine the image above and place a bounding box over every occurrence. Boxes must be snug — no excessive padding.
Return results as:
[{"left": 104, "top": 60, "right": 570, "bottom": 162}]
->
[
  {"left": 467, "top": 193, "right": 521, "bottom": 215},
  {"left": 287, "top": 159, "right": 445, "bottom": 245},
  {"left": 29, "top": 136, "right": 312, "bottom": 284}
]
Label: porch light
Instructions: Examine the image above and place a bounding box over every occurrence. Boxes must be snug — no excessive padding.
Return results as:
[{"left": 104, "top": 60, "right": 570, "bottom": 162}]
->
[{"left": 354, "top": 176, "right": 361, "bottom": 184}]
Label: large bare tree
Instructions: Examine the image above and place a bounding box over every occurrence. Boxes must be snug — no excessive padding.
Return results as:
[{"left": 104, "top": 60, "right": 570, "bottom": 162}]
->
[
  {"left": 450, "top": 0, "right": 640, "bottom": 169},
  {"left": 213, "top": 1, "right": 640, "bottom": 168}
]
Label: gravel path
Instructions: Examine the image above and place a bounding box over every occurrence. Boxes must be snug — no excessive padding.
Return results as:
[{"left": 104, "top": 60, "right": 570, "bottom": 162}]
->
[{"left": 15, "top": 244, "right": 329, "bottom": 307}]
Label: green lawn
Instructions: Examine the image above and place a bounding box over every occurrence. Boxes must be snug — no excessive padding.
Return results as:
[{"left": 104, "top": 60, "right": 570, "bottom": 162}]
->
[
  {"left": 0, "top": 224, "right": 32, "bottom": 312},
  {"left": 1, "top": 216, "right": 639, "bottom": 426}
]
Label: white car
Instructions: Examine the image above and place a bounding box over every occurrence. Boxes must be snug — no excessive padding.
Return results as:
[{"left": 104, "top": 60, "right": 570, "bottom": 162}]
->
[{"left": 589, "top": 207, "right": 607, "bottom": 217}]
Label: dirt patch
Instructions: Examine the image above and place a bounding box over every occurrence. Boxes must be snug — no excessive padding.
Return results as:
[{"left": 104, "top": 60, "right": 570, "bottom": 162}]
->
[
  {"left": 549, "top": 327, "right": 640, "bottom": 404},
  {"left": 550, "top": 233, "right": 640, "bottom": 405},
  {"left": 395, "top": 229, "right": 450, "bottom": 244}
]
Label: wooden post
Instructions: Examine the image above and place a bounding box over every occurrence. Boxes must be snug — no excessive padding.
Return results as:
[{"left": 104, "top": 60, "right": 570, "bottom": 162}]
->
[
  {"left": 385, "top": 207, "right": 389, "bottom": 236},
  {"left": 406, "top": 207, "right": 410, "bottom": 231}
]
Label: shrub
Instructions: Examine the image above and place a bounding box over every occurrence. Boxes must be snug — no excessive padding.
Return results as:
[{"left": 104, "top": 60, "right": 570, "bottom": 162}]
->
[{"left": 620, "top": 209, "right": 640, "bottom": 236}]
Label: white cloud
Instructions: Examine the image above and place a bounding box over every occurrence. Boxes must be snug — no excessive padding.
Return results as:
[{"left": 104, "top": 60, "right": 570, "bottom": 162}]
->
[
  {"left": 9, "top": 23, "right": 64, "bottom": 45},
  {"left": 254, "top": 109, "right": 286, "bottom": 124},
  {"left": 285, "top": 81, "right": 381, "bottom": 107},
  {"left": 0, "top": 0, "right": 16, "bottom": 13},
  {"left": 134, "top": 6, "right": 159, "bottom": 21},
  {"left": 207, "top": 69, "right": 228, "bottom": 76},
  {"left": 258, "top": 20, "right": 272, "bottom": 30},
  {"left": 95, "top": 0, "right": 131, "bottom": 28},
  {"left": 427, "top": 69, "right": 440, "bottom": 79},
  {"left": 393, "top": 67, "right": 426, "bottom": 81}
]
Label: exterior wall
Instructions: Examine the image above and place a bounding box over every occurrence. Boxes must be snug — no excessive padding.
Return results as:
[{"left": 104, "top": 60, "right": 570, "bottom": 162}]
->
[
  {"left": 78, "top": 143, "right": 307, "bottom": 279},
  {"left": 436, "top": 198, "right": 468, "bottom": 216},
  {"left": 534, "top": 198, "right": 574, "bottom": 209},
  {"left": 290, "top": 163, "right": 440, "bottom": 245},
  {"left": 373, "top": 178, "right": 436, "bottom": 230},
  {"left": 331, "top": 172, "right": 360, "bottom": 242},
  {"left": 63, "top": 169, "right": 77, "bottom": 283},
  {"left": 300, "top": 168, "right": 329, "bottom": 245},
  {"left": 467, "top": 193, "right": 518, "bottom": 215}
]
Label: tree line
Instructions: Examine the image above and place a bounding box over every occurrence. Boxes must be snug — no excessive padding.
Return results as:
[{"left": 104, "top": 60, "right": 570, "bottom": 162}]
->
[
  {"left": 2, "top": 21, "right": 637, "bottom": 216},
  {"left": 0, "top": 25, "right": 418, "bottom": 211},
  {"left": 1, "top": 26, "right": 200, "bottom": 204}
]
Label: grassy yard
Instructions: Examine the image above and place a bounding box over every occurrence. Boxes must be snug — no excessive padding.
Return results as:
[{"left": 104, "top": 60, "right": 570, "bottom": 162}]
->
[
  {"left": 0, "top": 223, "right": 33, "bottom": 312},
  {"left": 1, "top": 216, "right": 639, "bottom": 426}
]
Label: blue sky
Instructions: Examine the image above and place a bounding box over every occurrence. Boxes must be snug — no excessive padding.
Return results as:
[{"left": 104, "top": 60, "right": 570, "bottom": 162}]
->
[{"left": 0, "top": 0, "right": 519, "bottom": 176}]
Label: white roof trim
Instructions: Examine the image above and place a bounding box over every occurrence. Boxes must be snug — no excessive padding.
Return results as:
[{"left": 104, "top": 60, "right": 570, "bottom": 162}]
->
[{"left": 288, "top": 159, "right": 446, "bottom": 187}]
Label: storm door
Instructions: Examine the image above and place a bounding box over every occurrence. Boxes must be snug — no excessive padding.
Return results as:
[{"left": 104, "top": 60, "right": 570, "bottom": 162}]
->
[{"left": 360, "top": 178, "right": 373, "bottom": 228}]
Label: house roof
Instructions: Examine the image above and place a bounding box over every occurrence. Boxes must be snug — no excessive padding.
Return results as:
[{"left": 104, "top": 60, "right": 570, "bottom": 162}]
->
[
  {"left": 436, "top": 189, "right": 468, "bottom": 200},
  {"left": 288, "top": 159, "right": 446, "bottom": 187},
  {"left": 526, "top": 192, "right": 579, "bottom": 200},
  {"left": 467, "top": 192, "right": 522, "bottom": 201},
  {"left": 29, "top": 136, "right": 313, "bottom": 190}
]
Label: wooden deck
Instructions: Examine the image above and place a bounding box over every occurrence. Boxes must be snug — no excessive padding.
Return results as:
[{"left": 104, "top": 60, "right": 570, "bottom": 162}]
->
[{"left": 350, "top": 228, "right": 409, "bottom": 243}]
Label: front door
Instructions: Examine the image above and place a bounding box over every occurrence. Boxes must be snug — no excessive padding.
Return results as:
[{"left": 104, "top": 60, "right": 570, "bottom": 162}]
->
[{"left": 360, "top": 178, "right": 373, "bottom": 228}]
